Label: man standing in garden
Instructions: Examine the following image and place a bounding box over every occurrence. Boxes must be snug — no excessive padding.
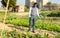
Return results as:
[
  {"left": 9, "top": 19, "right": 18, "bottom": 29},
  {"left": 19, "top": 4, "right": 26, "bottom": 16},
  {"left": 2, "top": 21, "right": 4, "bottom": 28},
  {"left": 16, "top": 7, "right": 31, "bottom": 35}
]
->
[{"left": 28, "top": 3, "right": 40, "bottom": 33}]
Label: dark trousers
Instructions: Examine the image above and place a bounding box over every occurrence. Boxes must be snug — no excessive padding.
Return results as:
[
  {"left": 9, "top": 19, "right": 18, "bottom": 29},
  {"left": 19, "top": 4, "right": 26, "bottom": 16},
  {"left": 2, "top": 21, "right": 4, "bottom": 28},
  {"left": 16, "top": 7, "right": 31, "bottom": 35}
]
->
[{"left": 28, "top": 17, "right": 36, "bottom": 32}]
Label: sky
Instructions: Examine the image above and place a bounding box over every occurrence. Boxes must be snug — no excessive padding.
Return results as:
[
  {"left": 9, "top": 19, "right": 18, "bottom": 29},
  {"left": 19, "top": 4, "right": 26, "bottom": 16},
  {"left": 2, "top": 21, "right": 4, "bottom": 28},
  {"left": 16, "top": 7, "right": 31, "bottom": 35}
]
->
[
  {"left": 0, "top": 0, "right": 60, "bottom": 6},
  {"left": 16, "top": 0, "right": 60, "bottom": 5},
  {"left": 0, "top": 0, "right": 2, "bottom": 6},
  {"left": 16, "top": 0, "right": 25, "bottom": 5},
  {"left": 49, "top": 0, "right": 60, "bottom": 4}
]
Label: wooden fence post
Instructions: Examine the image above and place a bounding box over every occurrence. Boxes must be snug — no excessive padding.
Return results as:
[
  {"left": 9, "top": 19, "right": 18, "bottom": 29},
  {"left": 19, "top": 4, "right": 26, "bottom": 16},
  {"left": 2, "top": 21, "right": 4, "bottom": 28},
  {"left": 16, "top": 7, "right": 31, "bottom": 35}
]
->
[{"left": 3, "top": 0, "right": 10, "bottom": 23}]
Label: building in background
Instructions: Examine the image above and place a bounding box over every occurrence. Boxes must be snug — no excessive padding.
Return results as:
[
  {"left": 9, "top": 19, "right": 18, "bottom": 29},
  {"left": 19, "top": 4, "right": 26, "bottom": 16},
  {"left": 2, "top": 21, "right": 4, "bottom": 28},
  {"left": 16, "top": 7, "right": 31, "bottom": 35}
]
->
[
  {"left": 26, "top": 0, "right": 49, "bottom": 8},
  {"left": 16, "top": 0, "right": 25, "bottom": 12},
  {"left": 25, "top": 0, "right": 30, "bottom": 8},
  {"left": 37, "top": 0, "right": 49, "bottom": 9},
  {"left": 16, "top": 0, "right": 49, "bottom": 12},
  {"left": 0, "top": 0, "right": 49, "bottom": 12}
]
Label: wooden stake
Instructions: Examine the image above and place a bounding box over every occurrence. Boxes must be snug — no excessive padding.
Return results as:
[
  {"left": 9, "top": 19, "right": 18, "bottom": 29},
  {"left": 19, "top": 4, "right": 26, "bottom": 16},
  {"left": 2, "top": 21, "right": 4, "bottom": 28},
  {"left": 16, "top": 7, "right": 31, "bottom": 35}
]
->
[{"left": 3, "top": 0, "right": 10, "bottom": 23}]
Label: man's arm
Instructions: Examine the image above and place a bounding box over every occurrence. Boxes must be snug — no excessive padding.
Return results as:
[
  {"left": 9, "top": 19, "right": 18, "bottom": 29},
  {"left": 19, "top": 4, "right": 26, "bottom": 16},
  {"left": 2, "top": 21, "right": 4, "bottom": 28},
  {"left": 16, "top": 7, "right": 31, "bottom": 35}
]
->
[
  {"left": 37, "top": 8, "right": 40, "bottom": 18},
  {"left": 29, "top": 7, "right": 32, "bottom": 17}
]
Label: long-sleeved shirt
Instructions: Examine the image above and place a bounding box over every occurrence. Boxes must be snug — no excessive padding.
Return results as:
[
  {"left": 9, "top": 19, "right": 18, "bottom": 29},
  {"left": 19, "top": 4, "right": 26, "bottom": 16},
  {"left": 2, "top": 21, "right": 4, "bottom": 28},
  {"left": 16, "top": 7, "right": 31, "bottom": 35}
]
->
[{"left": 29, "top": 7, "right": 40, "bottom": 17}]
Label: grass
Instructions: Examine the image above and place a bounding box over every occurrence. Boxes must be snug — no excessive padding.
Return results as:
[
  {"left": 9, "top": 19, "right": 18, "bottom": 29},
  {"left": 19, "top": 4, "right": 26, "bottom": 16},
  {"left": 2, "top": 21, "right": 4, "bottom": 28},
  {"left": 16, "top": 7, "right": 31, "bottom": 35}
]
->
[
  {"left": 5, "top": 19, "right": 60, "bottom": 32},
  {"left": 0, "top": 29, "right": 60, "bottom": 38},
  {"left": 0, "top": 29, "right": 48, "bottom": 38},
  {"left": 0, "top": 11, "right": 60, "bottom": 38},
  {"left": 4, "top": 15, "right": 60, "bottom": 32},
  {"left": 0, "top": 12, "right": 60, "bottom": 32}
]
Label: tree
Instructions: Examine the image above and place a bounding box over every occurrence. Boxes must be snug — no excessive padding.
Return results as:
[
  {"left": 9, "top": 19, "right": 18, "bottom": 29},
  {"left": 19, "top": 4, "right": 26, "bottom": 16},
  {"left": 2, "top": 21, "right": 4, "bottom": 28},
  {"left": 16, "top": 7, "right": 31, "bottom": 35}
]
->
[{"left": 1, "top": 0, "right": 16, "bottom": 8}]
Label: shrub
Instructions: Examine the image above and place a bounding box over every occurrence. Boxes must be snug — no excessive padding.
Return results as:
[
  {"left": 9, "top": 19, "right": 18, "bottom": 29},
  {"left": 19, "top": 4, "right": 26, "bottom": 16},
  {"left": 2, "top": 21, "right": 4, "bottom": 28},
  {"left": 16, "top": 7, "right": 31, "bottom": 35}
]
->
[
  {"left": 6, "top": 15, "right": 16, "bottom": 20},
  {"left": 24, "top": 8, "right": 29, "bottom": 12},
  {"left": 47, "top": 11, "right": 60, "bottom": 17}
]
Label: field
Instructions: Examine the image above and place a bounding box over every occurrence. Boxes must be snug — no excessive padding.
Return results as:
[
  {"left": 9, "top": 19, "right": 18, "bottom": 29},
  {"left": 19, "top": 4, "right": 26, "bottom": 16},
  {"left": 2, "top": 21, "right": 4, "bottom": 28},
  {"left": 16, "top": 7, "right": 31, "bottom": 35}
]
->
[{"left": 0, "top": 11, "right": 60, "bottom": 38}]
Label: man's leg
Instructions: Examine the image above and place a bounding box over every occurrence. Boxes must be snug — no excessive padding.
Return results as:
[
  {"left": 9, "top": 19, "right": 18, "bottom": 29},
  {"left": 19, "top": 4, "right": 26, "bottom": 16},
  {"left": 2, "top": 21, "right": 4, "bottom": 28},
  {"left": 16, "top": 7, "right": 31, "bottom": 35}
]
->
[
  {"left": 32, "top": 18, "right": 36, "bottom": 32},
  {"left": 28, "top": 17, "right": 32, "bottom": 31}
]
